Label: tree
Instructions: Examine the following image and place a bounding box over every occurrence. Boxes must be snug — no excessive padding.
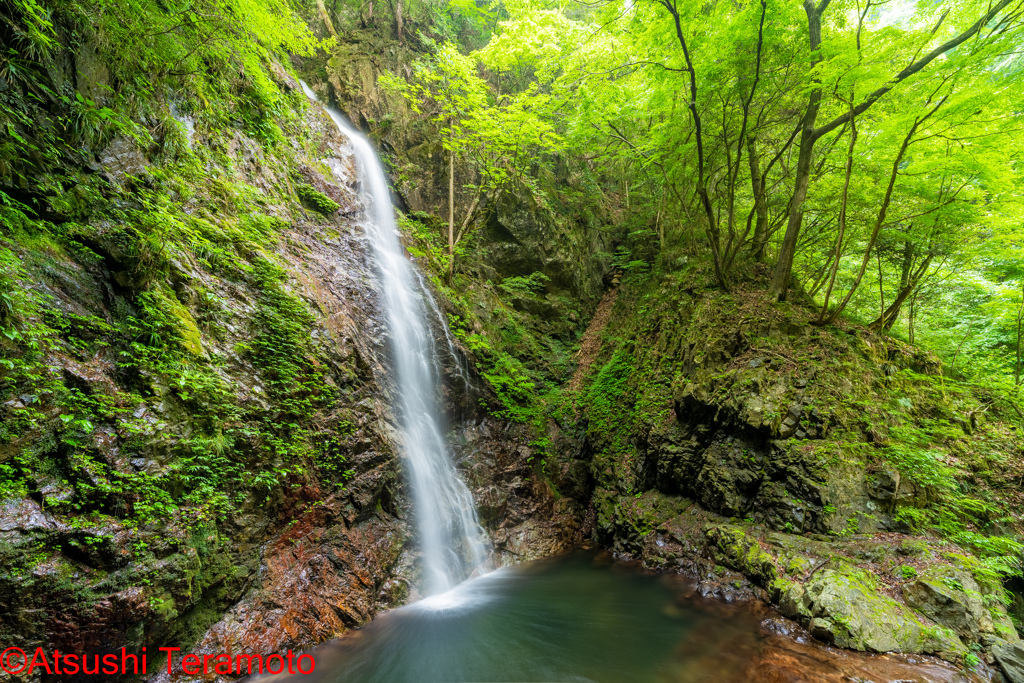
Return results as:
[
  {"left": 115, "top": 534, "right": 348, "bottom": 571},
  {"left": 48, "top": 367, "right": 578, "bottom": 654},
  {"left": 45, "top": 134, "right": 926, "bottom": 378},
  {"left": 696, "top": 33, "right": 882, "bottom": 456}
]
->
[
  {"left": 383, "top": 41, "right": 560, "bottom": 281},
  {"left": 769, "top": 0, "right": 1024, "bottom": 301},
  {"left": 401, "top": 0, "right": 1024, "bottom": 384}
]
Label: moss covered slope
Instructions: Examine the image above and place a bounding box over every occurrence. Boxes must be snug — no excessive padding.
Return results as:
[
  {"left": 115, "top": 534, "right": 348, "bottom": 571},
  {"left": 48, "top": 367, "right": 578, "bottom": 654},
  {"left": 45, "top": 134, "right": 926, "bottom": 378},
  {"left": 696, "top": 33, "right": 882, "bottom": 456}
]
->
[{"left": 532, "top": 262, "right": 1024, "bottom": 662}]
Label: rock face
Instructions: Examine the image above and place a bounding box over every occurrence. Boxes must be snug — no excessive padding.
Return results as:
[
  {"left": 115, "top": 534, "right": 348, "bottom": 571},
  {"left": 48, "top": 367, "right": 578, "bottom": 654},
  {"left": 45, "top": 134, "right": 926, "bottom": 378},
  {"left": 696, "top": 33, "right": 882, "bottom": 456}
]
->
[
  {"left": 903, "top": 565, "right": 992, "bottom": 641},
  {"left": 0, "top": 43, "right": 574, "bottom": 680},
  {"left": 994, "top": 641, "right": 1024, "bottom": 683},
  {"left": 540, "top": 266, "right": 1024, "bottom": 666},
  {"left": 454, "top": 419, "right": 588, "bottom": 564},
  {"left": 800, "top": 565, "right": 924, "bottom": 653},
  {"left": 566, "top": 282, "right": 1015, "bottom": 542}
]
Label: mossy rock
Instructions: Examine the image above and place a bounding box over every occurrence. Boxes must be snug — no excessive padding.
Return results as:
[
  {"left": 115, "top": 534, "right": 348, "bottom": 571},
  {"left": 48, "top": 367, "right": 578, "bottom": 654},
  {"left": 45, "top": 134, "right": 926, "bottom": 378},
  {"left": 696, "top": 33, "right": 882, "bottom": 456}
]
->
[
  {"left": 800, "top": 561, "right": 934, "bottom": 654},
  {"left": 993, "top": 641, "right": 1024, "bottom": 683},
  {"left": 902, "top": 564, "right": 991, "bottom": 641},
  {"left": 704, "top": 524, "right": 778, "bottom": 587},
  {"left": 771, "top": 577, "right": 813, "bottom": 620},
  {"left": 296, "top": 184, "right": 341, "bottom": 215}
]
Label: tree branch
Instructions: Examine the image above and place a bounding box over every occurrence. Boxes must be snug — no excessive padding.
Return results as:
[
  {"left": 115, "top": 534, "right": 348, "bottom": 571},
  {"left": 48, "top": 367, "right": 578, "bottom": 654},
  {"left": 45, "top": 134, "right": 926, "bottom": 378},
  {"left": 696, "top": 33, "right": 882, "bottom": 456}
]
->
[{"left": 814, "top": 0, "right": 1019, "bottom": 141}]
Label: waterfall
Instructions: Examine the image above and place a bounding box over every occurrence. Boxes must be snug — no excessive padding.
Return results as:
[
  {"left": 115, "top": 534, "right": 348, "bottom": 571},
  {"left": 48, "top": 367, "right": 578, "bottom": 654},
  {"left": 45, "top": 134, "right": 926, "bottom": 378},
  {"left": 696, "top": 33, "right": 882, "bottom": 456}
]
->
[{"left": 299, "top": 82, "right": 490, "bottom": 596}]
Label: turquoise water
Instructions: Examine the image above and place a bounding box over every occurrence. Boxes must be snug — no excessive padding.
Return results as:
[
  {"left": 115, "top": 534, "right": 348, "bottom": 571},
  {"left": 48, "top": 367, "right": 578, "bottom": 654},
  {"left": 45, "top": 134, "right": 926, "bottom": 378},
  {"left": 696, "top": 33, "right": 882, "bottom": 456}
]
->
[
  {"left": 260, "top": 552, "right": 761, "bottom": 683},
  {"left": 255, "top": 552, "right": 984, "bottom": 683}
]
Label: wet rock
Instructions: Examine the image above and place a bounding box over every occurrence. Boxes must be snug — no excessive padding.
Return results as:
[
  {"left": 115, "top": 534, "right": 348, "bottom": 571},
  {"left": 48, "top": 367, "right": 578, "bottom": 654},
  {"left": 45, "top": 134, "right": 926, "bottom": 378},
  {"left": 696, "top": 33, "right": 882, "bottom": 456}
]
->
[
  {"left": 554, "top": 459, "right": 592, "bottom": 500},
  {"left": 99, "top": 136, "right": 148, "bottom": 183},
  {"left": 994, "top": 641, "right": 1024, "bottom": 683},
  {"left": 800, "top": 563, "right": 927, "bottom": 653},
  {"left": 0, "top": 498, "right": 55, "bottom": 535},
  {"left": 902, "top": 565, "right": 990, "bottom": 640},
  {"left": 38, "top": 478, "right": 75, "bottom": 504},
  {"left": 62, "top": 359, "right": 119, "bottom": 396}
]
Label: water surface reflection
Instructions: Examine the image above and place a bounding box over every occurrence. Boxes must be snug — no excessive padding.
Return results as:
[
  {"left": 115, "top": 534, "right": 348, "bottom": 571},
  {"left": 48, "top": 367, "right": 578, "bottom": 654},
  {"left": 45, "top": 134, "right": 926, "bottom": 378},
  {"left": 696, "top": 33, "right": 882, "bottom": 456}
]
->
[{"left": 256, "top": 551, "right": 995, "bottom": 683}]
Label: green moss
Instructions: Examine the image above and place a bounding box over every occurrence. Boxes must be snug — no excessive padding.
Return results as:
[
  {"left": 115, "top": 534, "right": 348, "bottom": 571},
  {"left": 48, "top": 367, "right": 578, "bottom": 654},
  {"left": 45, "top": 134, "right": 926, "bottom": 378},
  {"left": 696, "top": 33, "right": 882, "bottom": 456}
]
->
[
  {"left": 898, "top": 564, "right": 918, "bottom": 581},
  {"left": 705, "top": 524, "right": 779, "bottom": 587},
  {"left": 296, "top": 184, "right": 341, "bottom": 215}
]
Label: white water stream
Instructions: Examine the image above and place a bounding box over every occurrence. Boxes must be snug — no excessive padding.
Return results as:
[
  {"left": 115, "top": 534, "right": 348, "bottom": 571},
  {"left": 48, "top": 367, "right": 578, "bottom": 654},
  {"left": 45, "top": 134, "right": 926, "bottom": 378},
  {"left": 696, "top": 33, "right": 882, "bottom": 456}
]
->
[{"left": 300, "top": 82, "right": 490, "bottom": 596}]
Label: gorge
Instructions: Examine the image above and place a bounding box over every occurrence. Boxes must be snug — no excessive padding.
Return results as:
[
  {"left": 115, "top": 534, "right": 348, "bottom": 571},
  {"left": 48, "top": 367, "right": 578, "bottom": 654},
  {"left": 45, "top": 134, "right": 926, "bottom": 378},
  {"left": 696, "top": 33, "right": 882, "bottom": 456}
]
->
[{"left": 2, "top": 0, "right": 1024, "bottom": 681}]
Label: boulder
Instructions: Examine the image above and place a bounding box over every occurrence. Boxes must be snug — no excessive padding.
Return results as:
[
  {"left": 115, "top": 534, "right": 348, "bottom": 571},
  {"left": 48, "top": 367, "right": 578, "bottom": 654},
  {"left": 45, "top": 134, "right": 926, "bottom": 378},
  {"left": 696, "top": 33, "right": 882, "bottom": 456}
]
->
[
  {"left": 705, "top": 524, "right": 778, "bottom": 587},
  {"left": 772, "top": 578, "right": 812, "bottom": 620},
  {"left": 902, "top": 564, "right": 990, "bottom": 640},
  {"left": 801, "top": 563, "right": 924, "bottom": 653},
  {"left": 994, "top": 641, "right": 1024, "bottom": 683}
]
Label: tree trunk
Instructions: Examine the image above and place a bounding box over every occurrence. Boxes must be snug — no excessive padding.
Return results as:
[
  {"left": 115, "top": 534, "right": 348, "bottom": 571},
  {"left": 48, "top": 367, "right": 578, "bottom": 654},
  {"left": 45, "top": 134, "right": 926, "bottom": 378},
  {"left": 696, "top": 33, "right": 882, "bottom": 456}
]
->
[
  {"left": 908, "top": 291, "right": 917, "bottom": 344},
  {"left": 725, "top": 0, "right": 767, "bottom": 268},
  {"left": 821, "top": 97, "right": 945, "bottom": 325},
  {"left": 869, "top": 252, "right": 934, "bottom": 332},
  {"left": 656, "top": 191, "right": 666, "bottom": 250},
  {"left": 316, "top": 0, "right": 337, "bottom": 36},
  {"left": 876, "top": 251, "right": 885, "bottom": 325},
  {"left": 873, "top": 240, "right": 915, "bottom": 331},
  {"left": 395, "top": 0, "right": 403, "bottom": 42},
  {"left": 659, "top": 0, "right": 729, "bottom": 290},
  {"left": 1017, "top": 282, "right": 1024, "bottom": 385},
  {"left": 899, "top": 241, "right": 914, "bottom": 290},
  {"left": 769, "top": 0, "right": 1010, "bottom": 302},
  {"left": 447, "top": 148, "right": 455, "bottom": 282},
  {"left": 769, "top": 0, "right": 826, "bottom": 301},
  {"left": 817, "top": 111, "right": 857, "bottom": 322},
  {"left": 747, "top": 136, "right": 768, "bottom": 261}
]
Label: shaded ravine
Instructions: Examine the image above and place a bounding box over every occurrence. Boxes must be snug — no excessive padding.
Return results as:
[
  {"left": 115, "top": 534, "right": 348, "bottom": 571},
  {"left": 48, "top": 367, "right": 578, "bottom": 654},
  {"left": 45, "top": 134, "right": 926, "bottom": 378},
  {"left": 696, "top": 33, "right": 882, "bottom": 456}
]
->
[
  {"left": 276, "top": 85, "right": 1006, "bottom": 683},
  {"left": 298, "top": 82, "right": 490, "bottom": 596}
]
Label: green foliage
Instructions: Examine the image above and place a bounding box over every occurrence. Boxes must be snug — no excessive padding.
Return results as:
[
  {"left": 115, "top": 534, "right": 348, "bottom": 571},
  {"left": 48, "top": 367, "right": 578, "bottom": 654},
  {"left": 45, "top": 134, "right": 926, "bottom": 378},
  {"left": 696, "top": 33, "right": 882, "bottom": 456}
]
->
[
  {"left": 315, "top": 431, "right": 356, "bottom": 486},
  {"left": 498, "top": 272, "right": 549, "bottom": 297},
  {"left": 296, "top": 184, "right": 341, "bottom": 215},
  {"left": 382, "top": 40, "right": 561, "bottom": 276},
  {"left": 880, "top": 420, "right": 1024, "bottom": 570},
  {"left": 403, "top": 0, "right": 1024, "bottom": 385},
  {"left": 480, "top": 352, "right": 536, "bottom": 423},
  {"left": 583, "top": 346, "right": 634, "bottom": 447},
  {"left": 249, "top": 256, "right": 326, "bottom": 421}
]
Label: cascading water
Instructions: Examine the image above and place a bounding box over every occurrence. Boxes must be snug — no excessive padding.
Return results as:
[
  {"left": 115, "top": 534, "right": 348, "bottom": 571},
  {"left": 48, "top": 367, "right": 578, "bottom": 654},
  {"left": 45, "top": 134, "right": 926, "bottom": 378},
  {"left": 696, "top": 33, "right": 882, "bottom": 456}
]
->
[
  {"left": 260, "top": 83, "right": 981, "bottom": 683},
  {"left": 299, "top": 82, "right": 490, "bottom": 596}
]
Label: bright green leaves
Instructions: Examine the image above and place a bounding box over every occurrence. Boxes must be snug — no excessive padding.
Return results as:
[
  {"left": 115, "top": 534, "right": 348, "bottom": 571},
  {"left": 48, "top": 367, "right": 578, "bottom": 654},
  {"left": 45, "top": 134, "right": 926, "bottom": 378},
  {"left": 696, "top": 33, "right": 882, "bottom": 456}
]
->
[
  {"left": 383, "top": 39, "right": 561, "bottom": 278},
  {"left": 385, "top": 39, "right": 563, "bottom": 188},
  {"left": 476, "top": 9, "right": 589, "bottom": 87},
  {"left": 2, "top": 0, "right": 57, "bottom": 61},
  {"left": 90, "top": 0, "right": 325, "bottom": 93}
]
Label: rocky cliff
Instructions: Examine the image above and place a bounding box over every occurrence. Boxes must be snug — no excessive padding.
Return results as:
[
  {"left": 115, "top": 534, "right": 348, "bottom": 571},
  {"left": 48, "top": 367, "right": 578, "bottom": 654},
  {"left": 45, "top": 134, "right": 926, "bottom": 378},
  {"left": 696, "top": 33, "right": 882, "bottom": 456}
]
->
[
  {"left": 5, "top": 10, "right": 1024, "bottom": 683},
  {"left": 538, "top": 263, "right": 1024, "bottom": 670},
  {"left": 293, "top": 23, "right": 1024, "bottom": 675},
  {"left": 0, "top": 30, "right": 573, "bottom": 681}
]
